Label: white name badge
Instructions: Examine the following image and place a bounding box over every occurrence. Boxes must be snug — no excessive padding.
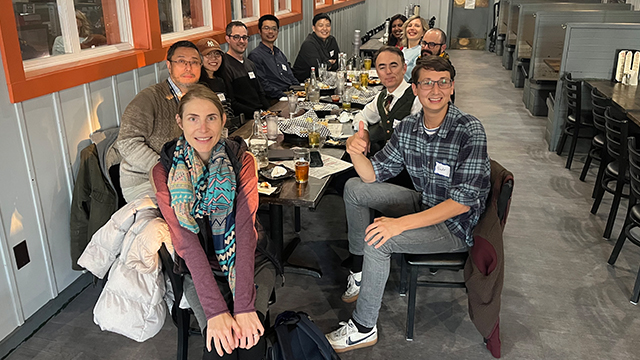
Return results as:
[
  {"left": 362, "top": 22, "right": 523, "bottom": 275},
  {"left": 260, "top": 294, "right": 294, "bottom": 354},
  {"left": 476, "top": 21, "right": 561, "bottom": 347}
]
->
[
  {"left": 248, "top": 71, "right": 256, "bottom": 79},
  {"left": 369, "top": 70, "right": 378, "bottom": 77},
  {"left": 434, "top": 162, "right": 451, "bottom": 178},
  {"left": 329, "top": 50, "right": 335, "bottom": 57},
  {"left": 216, "top": 93, "right": 226, "bottom": 102},
  {"left": 393, "top": 119, "right": 401, "bottom": 128},
  {"left": 281, "top": 64, "right": 287, "bottom": 71}
]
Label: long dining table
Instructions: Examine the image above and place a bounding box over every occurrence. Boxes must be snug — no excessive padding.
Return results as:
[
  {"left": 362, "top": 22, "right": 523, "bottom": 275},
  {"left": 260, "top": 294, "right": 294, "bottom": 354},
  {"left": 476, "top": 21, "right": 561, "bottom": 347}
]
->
[
  {"left": 231, "top": 100, "right": 347, "bottom": 278},
  {"left": 585, "top": 80, "right": 640, "bottom": 126}
]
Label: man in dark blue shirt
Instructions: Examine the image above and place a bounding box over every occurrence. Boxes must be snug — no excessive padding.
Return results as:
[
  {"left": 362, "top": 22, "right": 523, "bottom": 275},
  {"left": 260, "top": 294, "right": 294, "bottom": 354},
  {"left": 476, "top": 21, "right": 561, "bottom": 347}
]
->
[{"left": 248, "top": 15, "right": 299, "bottom": 102}]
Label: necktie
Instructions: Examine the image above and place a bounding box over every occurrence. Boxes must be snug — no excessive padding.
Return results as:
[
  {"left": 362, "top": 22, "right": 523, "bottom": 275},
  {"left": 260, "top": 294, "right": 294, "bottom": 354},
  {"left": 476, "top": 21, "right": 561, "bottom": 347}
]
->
[{"left": 384, "top": 94, "right": 394, "bottom": 114}]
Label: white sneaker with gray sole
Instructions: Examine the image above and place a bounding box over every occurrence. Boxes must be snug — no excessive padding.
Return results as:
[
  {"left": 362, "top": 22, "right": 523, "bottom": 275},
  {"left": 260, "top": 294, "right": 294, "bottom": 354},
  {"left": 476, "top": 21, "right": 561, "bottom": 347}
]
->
[{"left": 325, "top": 319, "right": 377, "bottom": 353}]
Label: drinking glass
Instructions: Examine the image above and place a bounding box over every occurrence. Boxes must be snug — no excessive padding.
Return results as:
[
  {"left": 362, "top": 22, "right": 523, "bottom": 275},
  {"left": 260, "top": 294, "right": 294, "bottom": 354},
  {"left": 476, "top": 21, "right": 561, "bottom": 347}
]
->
[
  {"left": 293, "top": 148, "right": 310, "bottom": 183},
  {"left": 288, "top": 93, "right": 298, "bottom": 119},
  {"left": 363, "top": 57, "right": 372, "bottom": 71},
  {"left": 266, "top": 115, "right": 278, "bottom": 140}
]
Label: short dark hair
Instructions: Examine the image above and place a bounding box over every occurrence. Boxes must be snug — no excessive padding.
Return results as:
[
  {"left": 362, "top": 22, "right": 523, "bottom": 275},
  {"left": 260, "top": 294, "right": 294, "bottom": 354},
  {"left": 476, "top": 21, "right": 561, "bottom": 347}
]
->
[
  {"left": 259, "top": 14, "right": 279, "bottom": 29},
  {"left": 313, "top": 13, "right": 331, "bottom": 26},
  {"left": 167, "top": 40, "right": 199, "bottom": 61},
  {"left": 373, "top": 46, "right": 405, "bottom": 66},
  {"left": 411, "top": 56, "right": 456, "bottom": 83},
  {"left": 426, "top": 27, "right": 447, "bottom": 45},
  {"left": 226, "top": 21, "right": 247, "bottom": 36}
]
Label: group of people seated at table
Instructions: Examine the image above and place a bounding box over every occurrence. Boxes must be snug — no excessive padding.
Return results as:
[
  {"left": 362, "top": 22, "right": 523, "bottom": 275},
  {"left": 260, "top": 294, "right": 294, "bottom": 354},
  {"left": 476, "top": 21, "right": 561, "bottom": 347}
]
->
[{"left": 108, "top": 9, "right": 490, "bottom": 359}]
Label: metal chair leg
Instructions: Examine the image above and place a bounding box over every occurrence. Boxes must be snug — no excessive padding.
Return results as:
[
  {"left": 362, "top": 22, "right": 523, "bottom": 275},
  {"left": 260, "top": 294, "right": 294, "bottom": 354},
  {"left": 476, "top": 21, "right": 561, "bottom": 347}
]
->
[
  {"left": 556, "top": 131, "right": 568, "bottom": 156},
  {"left": 608, "top": 224, "right": 630, "bottom": 265},
  {"left": 405, "top": 265, "right": 418, "bottom": 341},
  {"left": 579, "top": 150, "right": 594, "bottom": 181},
  {"left": 592, "top": 154, "right": 608, "bottom": 199},
  {"left": 176, "top": 309, "right": 190, "bottom": 360},
  {"left": 603, "top": 181, "right": 625, "bottom": 238},
  {"left": 566, "top": 126, "right": 580, "bottom": 169},
  {"left": 591, "top": 179, "right": 606, "bottom": 215},
  {"left": 399, "top": 255, "right": 407, "bottom": 296},
  {"left": 631, "top": 266, "right": 640, "bottom": 305}
]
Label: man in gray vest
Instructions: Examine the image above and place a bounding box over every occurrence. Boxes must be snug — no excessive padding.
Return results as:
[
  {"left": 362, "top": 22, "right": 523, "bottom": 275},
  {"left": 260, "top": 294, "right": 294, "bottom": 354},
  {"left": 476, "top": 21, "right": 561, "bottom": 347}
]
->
[{"left": 353, "top": 46, "right": 421, "bottom": 156}]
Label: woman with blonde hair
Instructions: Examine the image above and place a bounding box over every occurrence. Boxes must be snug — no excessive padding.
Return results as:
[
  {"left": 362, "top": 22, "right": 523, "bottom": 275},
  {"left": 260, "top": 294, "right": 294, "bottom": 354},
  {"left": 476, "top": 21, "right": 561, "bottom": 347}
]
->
[
  {"left": 52, "top": 10, "right": 106, "bottom": 55},
  {"left": 401, "top": 15, "right": 428, "bottom": 81}
]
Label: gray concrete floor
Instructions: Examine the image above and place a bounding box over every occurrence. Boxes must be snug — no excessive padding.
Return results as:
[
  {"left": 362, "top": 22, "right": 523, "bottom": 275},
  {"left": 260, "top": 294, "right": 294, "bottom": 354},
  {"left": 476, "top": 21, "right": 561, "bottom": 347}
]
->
[{"left": 6, "top": 50, "right": 640, "bottom": 360}]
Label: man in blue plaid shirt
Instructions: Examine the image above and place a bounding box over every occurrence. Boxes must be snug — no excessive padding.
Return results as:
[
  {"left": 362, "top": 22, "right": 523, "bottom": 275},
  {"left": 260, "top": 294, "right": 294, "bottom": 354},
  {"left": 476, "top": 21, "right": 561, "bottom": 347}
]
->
[{"left": 326, "top": 57, "right": 491, "bottom": 353}]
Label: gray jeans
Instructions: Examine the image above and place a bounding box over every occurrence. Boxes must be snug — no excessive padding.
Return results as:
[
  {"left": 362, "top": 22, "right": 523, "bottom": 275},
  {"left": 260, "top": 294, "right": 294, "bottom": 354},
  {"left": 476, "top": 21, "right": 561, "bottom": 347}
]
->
[{"left": 344, "top": 178, "right": 467, "bottom": 328}]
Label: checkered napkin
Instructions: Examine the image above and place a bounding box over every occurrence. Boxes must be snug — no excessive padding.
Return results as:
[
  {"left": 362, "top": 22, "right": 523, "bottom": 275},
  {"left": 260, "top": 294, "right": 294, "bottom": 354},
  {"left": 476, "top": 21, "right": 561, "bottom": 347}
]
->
[
  {"left": 351, "top": 87, "right": 382, "bottom": 105},
  {"left": 320, "top": 72, "right": 338, "bottom": 87},
  {"left": 278, "top": 110, "right": 332, "bottom": 138},
  {"left": 297, "top": 102, "right": 340, "bottom": 111}
]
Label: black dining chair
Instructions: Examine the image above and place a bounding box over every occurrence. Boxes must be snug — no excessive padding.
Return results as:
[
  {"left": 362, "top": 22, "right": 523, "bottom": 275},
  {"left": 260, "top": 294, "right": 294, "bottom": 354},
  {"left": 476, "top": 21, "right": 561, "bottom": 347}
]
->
[
  {"left": 556, "top": 74, "right": 594, "bottom": 170},
  {"left": 579, "top": 88, "right": 610, "bottom": 183},
  {"left": 398, "top": 160, "right": 513, "bottom": 341},
  {"left": 591, "top": 107, "right": 630, "bottom": 239},
  {"left": 607, "top": 137, "right": 640, "bottom": 305}
]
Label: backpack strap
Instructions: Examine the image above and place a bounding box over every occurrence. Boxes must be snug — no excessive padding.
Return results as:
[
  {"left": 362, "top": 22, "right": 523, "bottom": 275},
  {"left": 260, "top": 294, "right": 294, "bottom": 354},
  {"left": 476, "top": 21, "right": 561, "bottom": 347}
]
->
[
  {"left": 295, "top": 312, "right": 338, "bottom": 360},
  {"left": 274, "top": 311, "right": 299, "bottom": 360}
]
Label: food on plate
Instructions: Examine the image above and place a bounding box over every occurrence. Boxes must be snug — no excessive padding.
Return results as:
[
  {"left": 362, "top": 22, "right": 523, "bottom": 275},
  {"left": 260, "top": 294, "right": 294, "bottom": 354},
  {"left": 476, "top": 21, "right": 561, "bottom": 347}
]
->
[
  {"left": 368, "top": 78, "right": 381, "bottom": 85},
  {"left": 313, "top": 104, "right": 324, "bottom": 111},
  {"left": 317, "top": 82, "right": 332, "bottom": 89},
  {"left": 296, "top": 91, "right": 306, "bottom": 97},
  {"left": 351, "top": 95, "right": 359, "bottom": 100},
  {"left": 270, "top": 166, "right": 288, "bottom": 178},
  {"left": 261, "top": 110, "right": 278, "bottom": 117},
  {"left": 259, "top": 181, "right": 272, "bottom": 189}
]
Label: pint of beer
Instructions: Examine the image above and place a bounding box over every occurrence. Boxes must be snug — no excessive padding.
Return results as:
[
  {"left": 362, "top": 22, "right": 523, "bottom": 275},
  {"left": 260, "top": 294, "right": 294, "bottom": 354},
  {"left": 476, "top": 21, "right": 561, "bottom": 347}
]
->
[{"left": 293, "top": 148, "right": 310, "bottom": 183}]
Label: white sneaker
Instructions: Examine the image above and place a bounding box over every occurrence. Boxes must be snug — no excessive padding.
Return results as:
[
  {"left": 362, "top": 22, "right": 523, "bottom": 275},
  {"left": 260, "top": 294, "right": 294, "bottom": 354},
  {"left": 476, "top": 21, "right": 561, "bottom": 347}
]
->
[
  {"left": 341, "top": 271, "right": 361, "bottom": 303},
  {"left": 326, "top": 319, "right": 377, "bottom": 353}
]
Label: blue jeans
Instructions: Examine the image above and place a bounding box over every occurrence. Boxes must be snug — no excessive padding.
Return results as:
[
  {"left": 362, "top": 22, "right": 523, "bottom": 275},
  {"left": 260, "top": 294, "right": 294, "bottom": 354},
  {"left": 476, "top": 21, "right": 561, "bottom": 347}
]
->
[{"left": 344, "top": 178, "right": 467, "bottom": 328}]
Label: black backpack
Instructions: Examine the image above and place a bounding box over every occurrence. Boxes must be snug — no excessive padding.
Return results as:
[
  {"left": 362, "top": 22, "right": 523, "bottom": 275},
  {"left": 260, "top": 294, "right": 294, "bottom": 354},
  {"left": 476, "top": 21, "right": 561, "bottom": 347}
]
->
[{"left": 266, "top": 311, "right": 341, "bottom": 360}]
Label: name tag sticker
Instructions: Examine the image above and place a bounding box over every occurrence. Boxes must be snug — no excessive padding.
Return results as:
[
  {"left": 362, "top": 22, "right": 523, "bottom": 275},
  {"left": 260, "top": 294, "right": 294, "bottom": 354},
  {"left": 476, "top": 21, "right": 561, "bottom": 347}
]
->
[
  {"left": 248, "top": 71, "right": 256, "bottom": 79},
  {"left": 434, "top": 162, "right": 451, "bottom": 178},
  {"left": 281, "top": 64, "right": 287, "bottom": 71},
  {"left": 393, "top": 119, "right": 401, "bottom": 128},
  {"left": 329, "top": 50, "right": 335, "bottom": 57},
  {"left": 217, "top": 93, "right": 226, "bottom": 102}
]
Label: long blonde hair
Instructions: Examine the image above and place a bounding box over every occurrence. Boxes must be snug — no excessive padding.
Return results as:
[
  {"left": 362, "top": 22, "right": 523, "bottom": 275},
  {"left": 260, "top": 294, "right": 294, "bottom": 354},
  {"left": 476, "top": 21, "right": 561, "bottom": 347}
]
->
[
  {"left": 401, "top": 15, "right": 428, "bottom": 48},
  {"left": 76, "top": 10, "right": 91, "bottom": 38}
]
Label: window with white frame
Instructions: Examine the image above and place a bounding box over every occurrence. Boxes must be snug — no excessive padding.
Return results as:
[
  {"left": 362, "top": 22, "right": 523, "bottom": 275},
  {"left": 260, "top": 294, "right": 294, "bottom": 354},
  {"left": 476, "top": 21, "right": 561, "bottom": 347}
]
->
[
  {"left": 274, "top": 0, "right": 291, "bottom": 15},
  {"left": 158, "top": 0, "right": 212, "bottom": 41},
  {"left": 231, "top": 0, "right": 260, "bottom": 21},
  {"left": 15, "top": 0, "right": 132, "bottom": 68},
  {"left": 315, "top": 0, "right": 326, "bottom": 6}
]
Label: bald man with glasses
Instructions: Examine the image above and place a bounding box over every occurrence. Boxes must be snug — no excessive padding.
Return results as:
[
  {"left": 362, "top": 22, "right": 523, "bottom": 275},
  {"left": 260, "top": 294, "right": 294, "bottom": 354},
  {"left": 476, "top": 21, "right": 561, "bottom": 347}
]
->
[{"left": 420, "top": 28, "right": 449, "bottom": 60}]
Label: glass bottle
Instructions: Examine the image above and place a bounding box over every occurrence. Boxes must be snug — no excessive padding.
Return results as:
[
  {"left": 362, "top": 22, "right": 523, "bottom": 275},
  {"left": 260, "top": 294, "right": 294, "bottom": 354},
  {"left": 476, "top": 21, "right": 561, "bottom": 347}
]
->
[
  {"left": 249, "top": 111, "right": 269, "bottom": 169},
  {"left": 308, "top": 67, "right": 320, "bottom": 103},
  {"left": 382, "top": 19, "right": 390, "bottom": 45}
]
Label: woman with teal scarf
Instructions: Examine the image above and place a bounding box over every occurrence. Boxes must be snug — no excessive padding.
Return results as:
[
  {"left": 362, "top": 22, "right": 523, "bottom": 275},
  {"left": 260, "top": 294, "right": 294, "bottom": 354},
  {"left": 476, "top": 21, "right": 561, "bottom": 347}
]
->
[{"left": 153, "top": 85, "right": 275, "bottom": 359}]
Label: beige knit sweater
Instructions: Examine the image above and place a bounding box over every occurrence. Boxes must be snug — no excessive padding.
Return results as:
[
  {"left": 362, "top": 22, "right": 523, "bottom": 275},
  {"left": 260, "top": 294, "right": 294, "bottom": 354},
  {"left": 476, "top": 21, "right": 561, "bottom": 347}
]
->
[{"left": 117, "top": 81, "right": 182, "bottom": 190}]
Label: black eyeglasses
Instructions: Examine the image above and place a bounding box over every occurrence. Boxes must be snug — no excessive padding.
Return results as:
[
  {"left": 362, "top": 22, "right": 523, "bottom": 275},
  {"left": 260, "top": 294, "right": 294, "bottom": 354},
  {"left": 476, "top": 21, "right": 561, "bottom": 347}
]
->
[
  {"left": 415, "top": 78, "right": 453, "bottom": 90},
  {"left": 421, "top": 41, "right": 444, "bottom": 48},
  {"left": 170, "top": 59, "right": 202, "bottom": 68},
  {"left": 228, "top": 34, "right": 249, "bottom": 41}
]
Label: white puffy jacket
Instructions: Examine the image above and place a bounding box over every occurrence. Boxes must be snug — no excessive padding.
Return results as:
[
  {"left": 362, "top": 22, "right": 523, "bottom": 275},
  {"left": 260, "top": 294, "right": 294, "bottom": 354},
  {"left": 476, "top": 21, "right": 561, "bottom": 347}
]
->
[{"left": 78, "top": 196, "right": 172, "bottom": 342}]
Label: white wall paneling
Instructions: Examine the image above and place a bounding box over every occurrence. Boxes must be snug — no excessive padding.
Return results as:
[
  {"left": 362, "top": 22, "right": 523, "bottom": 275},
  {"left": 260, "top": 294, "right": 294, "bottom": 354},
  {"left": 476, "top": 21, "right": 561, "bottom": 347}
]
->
[{"left": 0, "top": 207, "right": 22, "bottom": 341}]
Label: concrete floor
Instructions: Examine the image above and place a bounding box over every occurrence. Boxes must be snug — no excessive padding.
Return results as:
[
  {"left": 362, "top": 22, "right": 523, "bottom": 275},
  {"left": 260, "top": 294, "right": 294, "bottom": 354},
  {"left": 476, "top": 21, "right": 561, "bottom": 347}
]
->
[{"left": 6, "top": 50, "right": 640, "bottom": 360}]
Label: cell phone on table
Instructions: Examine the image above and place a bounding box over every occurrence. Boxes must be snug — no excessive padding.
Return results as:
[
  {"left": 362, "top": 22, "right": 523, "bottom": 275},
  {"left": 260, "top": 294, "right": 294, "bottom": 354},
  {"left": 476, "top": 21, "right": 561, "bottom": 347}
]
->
[{"left": 310, "top": 151, "right": 323, "bottom": 167}]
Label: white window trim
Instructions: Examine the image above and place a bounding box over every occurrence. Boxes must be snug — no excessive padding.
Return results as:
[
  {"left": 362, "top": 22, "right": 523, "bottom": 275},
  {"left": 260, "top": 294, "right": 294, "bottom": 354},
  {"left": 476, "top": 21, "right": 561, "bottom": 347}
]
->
[
  {"left": 23, "top": 0, "right": 134, "bottom": 73},
  {"left": 275, "top": 0, "right": 292, "bottom": 15},
  {"left": 232, "top": 0, "right": 260, "bottom": 21},
  {"left": 160, "top": 0, "right": 212, "bottom": 42}
]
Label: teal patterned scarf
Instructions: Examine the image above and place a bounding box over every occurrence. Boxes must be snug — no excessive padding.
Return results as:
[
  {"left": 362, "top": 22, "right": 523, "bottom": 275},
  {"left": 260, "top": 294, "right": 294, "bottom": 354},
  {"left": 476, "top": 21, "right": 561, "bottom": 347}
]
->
[{"left": 168, "top": 136, "right": 237, "bottom": 297}]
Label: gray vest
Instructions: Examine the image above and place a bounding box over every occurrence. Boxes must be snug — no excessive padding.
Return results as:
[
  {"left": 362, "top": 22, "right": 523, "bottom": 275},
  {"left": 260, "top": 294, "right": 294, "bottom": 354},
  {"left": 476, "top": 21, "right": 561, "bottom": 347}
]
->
[{"left": 368, "top": 86, "right": 415, "bottom": 155}]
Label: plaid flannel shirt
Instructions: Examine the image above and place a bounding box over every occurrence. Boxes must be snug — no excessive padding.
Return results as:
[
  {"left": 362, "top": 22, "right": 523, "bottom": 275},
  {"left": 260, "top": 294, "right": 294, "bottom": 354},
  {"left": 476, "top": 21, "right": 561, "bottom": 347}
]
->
[{"left": 371, "top": 104, "right": 491, "bottom": 246}]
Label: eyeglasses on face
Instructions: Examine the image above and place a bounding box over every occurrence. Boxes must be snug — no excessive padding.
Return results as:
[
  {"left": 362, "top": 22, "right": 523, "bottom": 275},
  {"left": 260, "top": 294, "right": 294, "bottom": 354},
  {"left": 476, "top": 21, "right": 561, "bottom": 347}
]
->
[
  {"left": 204, "top": 51, "right": 222, "bottom": 59},
  {"left": 421, "top": 41, "right": 444, "bottom": 48},
  {"left": 229, "top": 34, "right": 249, "bottom": 41},
  {"left": 170, "top": 59, "right": 202, "bottom": 68},
  {"left": 415, "top": 78, "right": 453, "bottom": 90},
  {"left": 261, "top": 26, "right": 278, "bottom": 32}
]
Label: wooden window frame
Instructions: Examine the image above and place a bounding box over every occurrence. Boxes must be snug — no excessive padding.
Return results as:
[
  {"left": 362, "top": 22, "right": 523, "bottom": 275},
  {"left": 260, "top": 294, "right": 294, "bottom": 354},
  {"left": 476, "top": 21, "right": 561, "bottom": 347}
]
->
[
  {"left": 0, "top": 0, "right": 302, "bottom": 104},
  {"left": 314, "top": 0, "right": 365, "bottom": 15}
]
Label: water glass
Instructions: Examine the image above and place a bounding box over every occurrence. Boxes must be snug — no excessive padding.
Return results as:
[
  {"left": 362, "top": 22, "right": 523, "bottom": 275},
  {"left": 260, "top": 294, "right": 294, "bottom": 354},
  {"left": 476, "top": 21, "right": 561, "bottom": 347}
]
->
[
  {"left": 266, "top": 115, "right": 278, "bottom": 140},
  {"left": 288, "top": 93, "right": 298, "bottom": 119}
]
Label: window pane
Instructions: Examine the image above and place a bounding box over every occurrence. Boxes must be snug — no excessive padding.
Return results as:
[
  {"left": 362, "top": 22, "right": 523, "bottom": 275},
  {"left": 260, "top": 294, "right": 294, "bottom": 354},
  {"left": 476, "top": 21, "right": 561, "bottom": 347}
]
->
[
  {"left": 316, "top": 0, "right": 325, "bottom": 5},
  {"left": 274, "top": 0, "right": 290, "bottom": 12},
  {"left": 158, "top": 0, "right": 205, "bottom": 34},
  {"left": 14, "top": 0, "right": 124, "bottom": 61},
  {"left": 232, "top": 0, "right": 259, "bottom": 20}
]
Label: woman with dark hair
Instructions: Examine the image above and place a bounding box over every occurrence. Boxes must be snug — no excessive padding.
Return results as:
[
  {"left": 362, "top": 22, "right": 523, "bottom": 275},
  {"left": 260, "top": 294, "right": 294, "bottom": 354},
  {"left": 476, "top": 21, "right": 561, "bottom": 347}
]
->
[
  {"left": 387, "top": 14, "right": 407, "bottom": 48},
  {"left": 152, "top": 84, "right": 276, "bottom": 360},
  {"left": 196, "top": 38, "right": 235, "bottom": 120}
]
